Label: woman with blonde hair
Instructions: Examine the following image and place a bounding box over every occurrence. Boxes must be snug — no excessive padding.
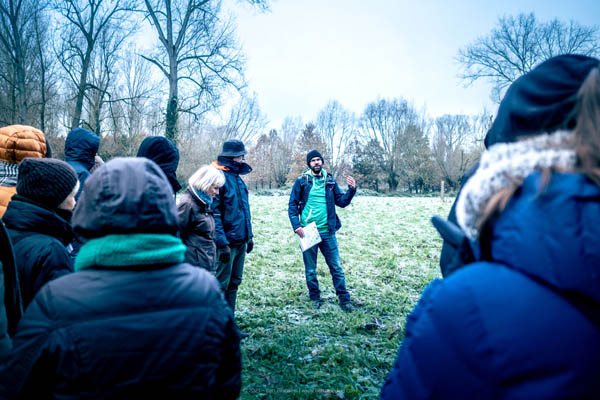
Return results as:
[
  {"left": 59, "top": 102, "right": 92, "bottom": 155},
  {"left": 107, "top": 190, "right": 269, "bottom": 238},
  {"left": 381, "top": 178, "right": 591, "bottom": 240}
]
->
[
  {"left": 178, "top": 165, "right": 226, "bottom": 273},
  {"left": 382, "top": 54, "right": 600, "bottom": 398}
]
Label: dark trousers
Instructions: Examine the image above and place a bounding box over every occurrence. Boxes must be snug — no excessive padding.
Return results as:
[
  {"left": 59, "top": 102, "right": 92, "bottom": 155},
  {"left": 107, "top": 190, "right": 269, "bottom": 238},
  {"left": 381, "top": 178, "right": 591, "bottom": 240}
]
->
[
  {"left": 302, "top": 231, "right": 351, "bottom": 304},
  {"left": 216, "top": 242, "right": 247, "bottom": 314}
]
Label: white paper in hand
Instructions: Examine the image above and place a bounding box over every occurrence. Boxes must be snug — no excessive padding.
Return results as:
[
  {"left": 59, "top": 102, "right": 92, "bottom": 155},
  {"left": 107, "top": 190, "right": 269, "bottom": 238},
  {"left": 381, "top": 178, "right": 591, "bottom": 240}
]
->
[{"left": 296, "top": 222, "right": 322, "bottom": 251}]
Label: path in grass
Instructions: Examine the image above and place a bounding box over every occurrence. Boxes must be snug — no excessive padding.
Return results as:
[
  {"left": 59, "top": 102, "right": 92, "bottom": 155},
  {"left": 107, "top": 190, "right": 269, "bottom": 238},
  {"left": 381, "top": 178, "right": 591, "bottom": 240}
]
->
[{"left": 236, "top": 195, "right": 452, "bottom": 399}]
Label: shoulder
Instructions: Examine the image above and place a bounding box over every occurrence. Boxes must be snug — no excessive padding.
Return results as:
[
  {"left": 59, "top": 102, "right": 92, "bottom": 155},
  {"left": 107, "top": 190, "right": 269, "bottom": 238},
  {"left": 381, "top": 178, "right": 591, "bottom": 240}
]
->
[
  {"left": 177, "top": 191, "right": 194, "bottom": 207},
  {"left": 41, "top": 263, "right": 225, "bottom": 316},
  {"left": 293, "top": 175, "right": 305, "bottom": 186},
  {"left": 427, "top": 262, "right": 600, "bottom": 359}
]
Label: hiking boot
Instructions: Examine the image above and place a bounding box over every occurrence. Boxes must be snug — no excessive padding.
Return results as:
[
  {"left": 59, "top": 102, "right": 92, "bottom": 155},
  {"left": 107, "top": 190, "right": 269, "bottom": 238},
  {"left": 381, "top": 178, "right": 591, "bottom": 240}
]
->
[
  {"left": 340, "top": 302, "right": 355, "bottom": 312},
  {"left": 311, "top": 299, "right": 322, "bottom": 310}
]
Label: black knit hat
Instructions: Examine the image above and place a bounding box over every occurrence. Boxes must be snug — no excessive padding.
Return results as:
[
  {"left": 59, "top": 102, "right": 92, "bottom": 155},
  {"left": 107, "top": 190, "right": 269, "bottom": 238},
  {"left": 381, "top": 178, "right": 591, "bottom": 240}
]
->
[
  {"left": 17, "top": 158, "right": 78, "bottom": 208},
  {"left": 219, "top": 139, "right": 247, "bottom": 158},
  {"left": 485, "top": 54, "right": 600, "bottom": 148},
  {"left": 306, "top": 149, "right": 323, "bottom": 166}
]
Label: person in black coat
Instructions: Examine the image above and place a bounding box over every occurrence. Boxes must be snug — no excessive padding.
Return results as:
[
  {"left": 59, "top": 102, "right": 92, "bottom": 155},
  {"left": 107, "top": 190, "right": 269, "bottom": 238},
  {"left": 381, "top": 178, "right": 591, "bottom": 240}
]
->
[
  {"left": 0, "top": 157, "right": 241, "bottom": 399},
  {"left": 2, "top": 158, "right": 78, "bottom": 309},
  {"left": 0, "top": 220, "right": 22, "bottom": 360},
  {"left": 137, "top": 136, "right": 182, "bottom": 194},
  {"left": 211, "top": 139, "right": 254, "bottom": 316}
]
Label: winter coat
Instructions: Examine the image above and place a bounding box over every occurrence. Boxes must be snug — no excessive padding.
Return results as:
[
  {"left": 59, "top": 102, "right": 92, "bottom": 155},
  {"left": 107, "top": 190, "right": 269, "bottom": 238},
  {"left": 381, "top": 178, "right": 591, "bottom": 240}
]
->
[
  {"left": 0, "top": 262, "right": 241, "bottom": 399},
  {"left": 288, "top": 171, "right": 356, "bottom": 233},
  {"left": 212, "top": 157, "right": 253, "bottom": 247},
  {"left": 438, "top": 161, "right": 479, "bottom": 276},
  {"left": 0, "top": 220, "right": 22, "bottom": 361},
  {"left": 0, "top": 125, "right": 47, "bottom": 217},
  {"left": 381, "top": 172, "right": 600, "bottom": 399},
  {"left": 64, "top": 128, "right": 99, "bottom": 200},
  {"left": 0, "top": 157, "right": 241, "bottom": 399},
  {"left": 0, "top": 185, "right": 15, "bottom": 218},
  {"left": 137, "top": 136, "right": 182, "bottom": 194},
  {"left": 178, "top": 187, "right": 218, "bottom": 272},
  {"left": 2, "top": 195, "right": 74, "bottom": 309}
]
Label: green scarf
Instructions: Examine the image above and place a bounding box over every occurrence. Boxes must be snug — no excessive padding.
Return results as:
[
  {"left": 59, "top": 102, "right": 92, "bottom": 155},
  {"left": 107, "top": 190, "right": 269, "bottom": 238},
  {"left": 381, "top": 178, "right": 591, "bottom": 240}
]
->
[{"left": 75, "top": 234, "right": 186, "bottom": 271}]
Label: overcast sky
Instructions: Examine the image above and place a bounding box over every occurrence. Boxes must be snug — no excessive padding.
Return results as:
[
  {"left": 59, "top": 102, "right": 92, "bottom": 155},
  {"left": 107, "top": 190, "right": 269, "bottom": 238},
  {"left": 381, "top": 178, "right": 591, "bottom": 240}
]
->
[{"left": 227, "top": 0, "right": 600, "bottom": 130}]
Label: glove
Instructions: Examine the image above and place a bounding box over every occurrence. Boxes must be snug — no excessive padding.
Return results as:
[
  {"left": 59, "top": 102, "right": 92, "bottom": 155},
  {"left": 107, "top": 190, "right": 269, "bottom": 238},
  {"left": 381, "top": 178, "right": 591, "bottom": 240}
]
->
[
  {"left": 431, "top": 215, "right": 479, "bottom": 277},
  {"left": 246, "top": 239, "right": 254, "bottom": 254},
  {"left": 218, "top": 245, "right": 231, "bottom": 264}
]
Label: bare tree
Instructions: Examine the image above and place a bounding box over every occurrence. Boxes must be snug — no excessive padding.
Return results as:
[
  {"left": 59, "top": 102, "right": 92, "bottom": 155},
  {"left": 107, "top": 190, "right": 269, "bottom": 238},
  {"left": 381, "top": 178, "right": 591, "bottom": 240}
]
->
[
  {"left": 432, "top": 114, "right": 474, "bottom": 190},
  {"left": 280, "top": 115, "right": 303, "bottom": 152},
  {"left": 0, "top": 0, "right": 42, "bottom": 123},
  {"left": 84, "top": 27, "right": 127, "bottom": 135},
  {"left": 315, "top": 100, "right": 357, "bottom": 177},
  {"left": 31, "top": 7, "right": 61, "bottom": 133},
  {"left": 54, "top": 0, "right": 138, "bottom": 129},
  {"left": 360, "top": 98, "right": 421, "bottom": 191},
  {"left": 457, "top": 12, "right": 600, "bottom": 101},
  {"left": 142, "top": 0, "right": 267, "bottom": 143},
  {"left": 222, "top": 92, "right": 267, "bottom": 142},
  {"left": 101, "top": 44, "right": 157, "bottom": 157}
]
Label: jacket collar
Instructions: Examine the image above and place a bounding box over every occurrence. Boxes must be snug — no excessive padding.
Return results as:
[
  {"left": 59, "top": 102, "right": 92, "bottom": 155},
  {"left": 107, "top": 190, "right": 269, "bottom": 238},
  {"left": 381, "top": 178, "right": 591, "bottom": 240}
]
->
[
  {"left": 215, "top": 156, "right": 252, "bottom": 175},
  {"left": 188, "top": 186, "right": 212, "bottom": 209},
  {"left": 456, "top": 130, "right": 576, "bottom": 240},
  {"left": 3, "top": 195, "right": 74, "bottom": 245}
]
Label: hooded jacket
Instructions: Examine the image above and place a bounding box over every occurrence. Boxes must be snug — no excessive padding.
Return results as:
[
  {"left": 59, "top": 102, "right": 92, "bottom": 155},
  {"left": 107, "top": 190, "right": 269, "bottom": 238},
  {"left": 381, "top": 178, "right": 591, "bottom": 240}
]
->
[
  {"left": 178, "top": 187, "right": 218, "bottom": 272},
  {"left": 381, "top": 171, "right": 600, "bottom": 398},
  {"left": 2, "top": 195, "right": 74, "bottom": 309},
  {"left": 137, "top": 136, "right": 181, "bottom": 194},
  {"left": 288, "top": 170, "right": 356, "bottom": 233},
  {"left": 0, "top": 158, "right": 241, "bottom": 399},
  {"left": 212, "top": 156, "right": 253, "bottom": 248},
  {"left": 64, "top": 128, "right": 99, "bottom": 200}
]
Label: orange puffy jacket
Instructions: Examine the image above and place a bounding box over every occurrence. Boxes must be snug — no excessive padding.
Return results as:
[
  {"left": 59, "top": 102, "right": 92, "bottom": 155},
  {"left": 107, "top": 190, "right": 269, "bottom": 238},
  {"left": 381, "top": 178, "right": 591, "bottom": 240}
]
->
[{"left": 0, "top": 125, "right": 47, "bottom": 217}]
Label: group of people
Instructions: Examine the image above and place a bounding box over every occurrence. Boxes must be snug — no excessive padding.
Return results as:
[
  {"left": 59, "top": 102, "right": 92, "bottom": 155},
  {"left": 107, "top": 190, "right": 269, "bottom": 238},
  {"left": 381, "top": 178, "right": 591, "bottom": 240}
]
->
[
  {"left": 0, "top": 53, "right": 598, "bottom": 398},
  {"left": 0, "top": 118, "right": 357, "bottom": 397}
]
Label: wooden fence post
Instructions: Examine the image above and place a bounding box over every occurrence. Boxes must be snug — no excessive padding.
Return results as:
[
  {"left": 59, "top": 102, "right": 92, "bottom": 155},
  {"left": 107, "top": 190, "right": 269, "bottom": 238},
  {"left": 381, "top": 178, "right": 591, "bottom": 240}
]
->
[{"left": 441, "top": 181, "right": 445, "bottom": 202}]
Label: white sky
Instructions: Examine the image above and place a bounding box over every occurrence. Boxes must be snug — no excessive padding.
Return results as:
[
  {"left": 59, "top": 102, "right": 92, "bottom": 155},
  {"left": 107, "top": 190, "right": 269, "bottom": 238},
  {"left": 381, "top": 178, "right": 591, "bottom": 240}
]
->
[{"left": 227, "top": 0, "right": 600, "bottom": 130}]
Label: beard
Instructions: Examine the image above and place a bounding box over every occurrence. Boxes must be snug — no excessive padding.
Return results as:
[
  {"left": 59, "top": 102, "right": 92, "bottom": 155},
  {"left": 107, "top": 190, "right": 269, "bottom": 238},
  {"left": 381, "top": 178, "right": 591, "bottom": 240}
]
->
[{"left": 310, "top": 164, "right": 322, "bottom": 175}]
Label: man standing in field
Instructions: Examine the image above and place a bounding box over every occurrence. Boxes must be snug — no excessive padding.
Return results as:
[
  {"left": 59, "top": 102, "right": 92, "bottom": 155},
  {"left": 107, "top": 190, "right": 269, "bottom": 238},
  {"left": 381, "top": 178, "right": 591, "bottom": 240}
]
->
[
  {"left": 212, "top": 139, "right": 254, "bottom": 320},
  {"left": 288, "top": 150, "right": 357, "bottom": 312}
]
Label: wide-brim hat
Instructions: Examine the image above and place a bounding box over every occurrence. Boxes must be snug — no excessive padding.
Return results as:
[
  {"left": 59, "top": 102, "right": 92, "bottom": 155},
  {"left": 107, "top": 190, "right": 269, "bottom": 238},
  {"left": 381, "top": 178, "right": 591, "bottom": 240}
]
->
[{"left": 219, "top": 139, "right": 247, "bottom": 158}]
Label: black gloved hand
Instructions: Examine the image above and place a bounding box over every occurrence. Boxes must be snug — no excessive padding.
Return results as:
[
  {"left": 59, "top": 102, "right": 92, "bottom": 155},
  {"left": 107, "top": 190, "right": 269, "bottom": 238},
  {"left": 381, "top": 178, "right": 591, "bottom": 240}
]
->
[
  {"left": 431, "top": 215, "right": 478, "bottom": 278},
  {"left": 218, "top": 245, "right": 231, "bottom": 264},
  {"left": 246, "top": 239, "right": 254, "bottom": 254}
]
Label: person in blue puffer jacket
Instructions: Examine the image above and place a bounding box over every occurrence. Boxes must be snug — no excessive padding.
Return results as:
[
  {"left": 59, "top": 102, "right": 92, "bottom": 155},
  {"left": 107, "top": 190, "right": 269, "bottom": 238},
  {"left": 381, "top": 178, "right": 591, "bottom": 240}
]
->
[
  {"left": 381, "top": 54, "right": 600, "bottom": 399},
  {"left": 64, "top": 127, "right": 99, "bottom": 200}
]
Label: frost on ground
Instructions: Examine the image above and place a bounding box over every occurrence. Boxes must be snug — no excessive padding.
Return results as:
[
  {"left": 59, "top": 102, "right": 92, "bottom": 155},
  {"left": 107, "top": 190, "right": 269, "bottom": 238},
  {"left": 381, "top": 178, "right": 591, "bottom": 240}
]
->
[{"left": 234, "top": 195, "right": 452, "bottom": 399}]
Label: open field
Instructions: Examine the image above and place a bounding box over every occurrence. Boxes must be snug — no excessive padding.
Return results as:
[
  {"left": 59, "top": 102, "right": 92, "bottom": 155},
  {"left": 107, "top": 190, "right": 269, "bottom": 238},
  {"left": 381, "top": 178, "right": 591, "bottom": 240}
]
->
[{"left": 235, "top": 195, "right": 453, "bottom": 399}]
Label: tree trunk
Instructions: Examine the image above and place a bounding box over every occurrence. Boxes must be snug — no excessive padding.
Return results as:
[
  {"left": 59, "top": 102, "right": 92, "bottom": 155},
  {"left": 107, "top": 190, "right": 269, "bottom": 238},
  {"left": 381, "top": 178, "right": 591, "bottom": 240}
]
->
[
  {"left": 71, "top": 48, "right": 92, "bottom": 129},
  {"left": 39, "top": 53, "right": 46, "bottom": 132},
  {"left": 165, "top": 95, "right": 178, "bottom": 142},
  {"left": 15, "top": 58, "right": 27, "bottom": 123},
  {"left": 165, "top": 51, "right": 178, "bottom": 142},
  {"left": 8, "top": 7, "right": 27, "bottom": 123}
]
